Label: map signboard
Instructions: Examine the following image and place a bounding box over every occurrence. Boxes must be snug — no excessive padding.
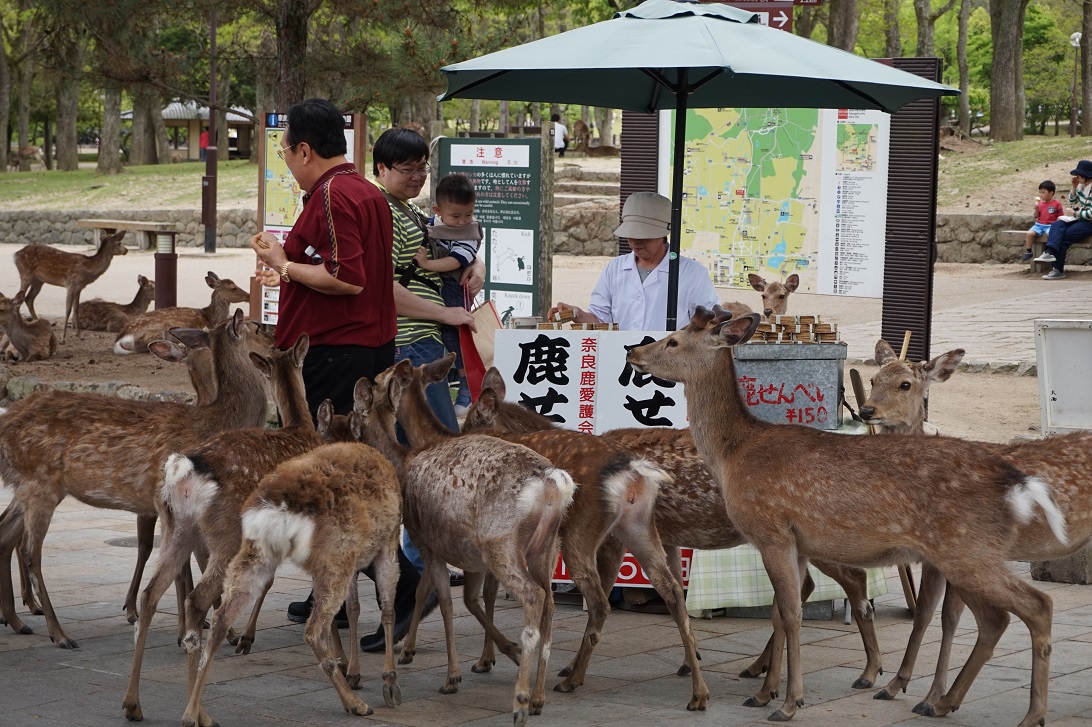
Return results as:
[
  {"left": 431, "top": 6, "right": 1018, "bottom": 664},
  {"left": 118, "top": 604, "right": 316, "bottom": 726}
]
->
[
  {"left": 658, "top": 107, "right": 889, "bottom": 298},
  {"left": 437, "top": 138, "right": 542, "bottom": 323}
]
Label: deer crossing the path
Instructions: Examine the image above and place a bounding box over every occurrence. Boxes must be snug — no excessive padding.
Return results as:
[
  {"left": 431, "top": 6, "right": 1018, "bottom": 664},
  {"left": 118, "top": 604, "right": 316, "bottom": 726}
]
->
[{"left": 626, "top": 305, "right": 1067, "bottom": 727}]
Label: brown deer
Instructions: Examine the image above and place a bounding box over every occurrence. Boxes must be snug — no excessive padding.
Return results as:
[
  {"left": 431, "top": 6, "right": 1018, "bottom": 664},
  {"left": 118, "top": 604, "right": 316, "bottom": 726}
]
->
[
  {"left": 14, "top": 231, "right": 129, "bottom": 342},
  {"left": 9, "top": 145, "right": 40, "bottom": 170},
  {"left": 362, "top": 358, "right": 575, "bottom": 727},
  {"left": 720, "top": 273, "right": 800, "bottom": 320},
  {"left": 180, "top": 437, "right": 404, "bottom": 727},
  {"left": 459, "top": 373, "right": 710, "bottom": 710},
  {"left": 0, "top": 290, "right": 57, "bottom": 362},
  {"left": 114, "top": 271, "right": 250, "bottom": 354},
  {"left": 575, "top": 137, "right": 620, "bottom": 156},
  {"left": 857, "top": 338, "right": 964, "bottom": 435},
  {"left": 77, "top": 274, "right": 156, "bottom": 332},
  {"left": 571, "top": 119, "right": 590, "bottom": 149},
  {"left": 0, "top": 310, "right": 270, "bottom": 649},
  {"left": 465, "top": 368, "right": 884, "bottom": 703},
  {"left": 626, "top": 306, "right": 1066, "bottom": 727},
  {"left": 123, "top": 333, "right": 321, "bottom": 722}
]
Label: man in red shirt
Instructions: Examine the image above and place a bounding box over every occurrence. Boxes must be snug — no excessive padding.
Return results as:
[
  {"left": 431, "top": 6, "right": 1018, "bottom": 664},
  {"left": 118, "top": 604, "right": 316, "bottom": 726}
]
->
[{"left": 251, "top": 98, "right": 425, "bottom": 633}]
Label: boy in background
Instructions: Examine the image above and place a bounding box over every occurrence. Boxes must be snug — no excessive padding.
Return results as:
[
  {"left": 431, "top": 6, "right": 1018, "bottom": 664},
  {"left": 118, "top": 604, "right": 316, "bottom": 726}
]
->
[
  {"left": 414, "top": 173, "right": 483, "bottom": 414},
  {"left": 1024, "top": 180, "right": 1063, "bottom": 261}
]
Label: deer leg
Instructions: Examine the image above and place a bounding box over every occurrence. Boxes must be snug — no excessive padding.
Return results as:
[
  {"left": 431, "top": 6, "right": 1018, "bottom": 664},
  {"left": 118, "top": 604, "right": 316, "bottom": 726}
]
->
[
  {"left": 876, "top": 561, "right": 946, "bottom": 700},
  {"left": 913, "top": 582, "right": 966, "bottom": 713},
  {"left": 182, "top": 545, "right": 275, "bottom": 727},
  {"left": 749, "top": 557, "right": 809, "bottom": 708},
  {"left": 22, "top": 281, "right": 43, "bottom": 320},
  {"left": 814, "top": 561, "right": 882, "bottom": 689},
  {"left": 233, "top": 578, "right": 271, "bottom": 656},
  {"left": 124, "top": 513, "right": 157, "bottom": 624},
  {"left": 470, "top": 571, "right": 498, "bottom": 673},
  {"left": 68, "top": 289, "right": 82, "bottom": 339},
  {"left": 17, "top": 542, "right": 42, "bottom": 615},
  {"left": 529, "top": 542, "right": 557, "bottom": 717},
  {"left": 552, "top": 537, "right": 620, "bottom": 693},
  {"left": 373, "top": 535, "right": 402, "bottom": 707},
  {"left": 123, "top": 531, "right": 194, "bottom": 722},
  {"left": 307, "top": 558, "right": 373, "bottom": 716},
  {"left": 742, "top": 570, "right": 816, "bottom": 679},
  {"left": 0, "top": 504, "right": 33, "bottom": 635},
  {"left": 493, "top": 559, "right": 546, "bottom": 727},
  {"left": 396, "top": 561, "right": 436, "bottom": 666},
  {"left": 625, "top": 534, "right": 708, "bottom": 711},
  {"left": 18, "top": 497, "right": 75, "bottom": 648},
  {"left": 424, "top": 559, "right": 464, "bottom": 694},
  {"left": 339, "top": 573, "right": 361, "bottom": 689},
  {"left": 757, "top": 549, "right": 805, "bottom": 722}
]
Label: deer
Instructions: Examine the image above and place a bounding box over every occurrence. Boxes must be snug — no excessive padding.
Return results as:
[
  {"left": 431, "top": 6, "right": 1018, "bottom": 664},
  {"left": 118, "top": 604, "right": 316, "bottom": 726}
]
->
[
  {"left": 78, "top": 274, "right": 156, "bottom": 332},
  {"left": 464, "top": 367, "right": 885, "bottom": 704},
  {"left": 361, "top": 358, "right": 575, "bottom": 727},
  {"left": 123, "top": 333, "right": 322, "bottom": 722},
  {"left": 180, "top": 435, "right": 404, "bottom": 727},
  {"left": 626, "top": 306, "right": 1067, "bottom": 727},
  {"left": 0, "top": 290, "right": 57, "bottom": 362},
  {"left": 575, "top": 137, "right": 620, "bottom": 156},
  {"left": 13, "top": 230, "right": 129, "bottom": 343},
  {"left": 0, "top": 310, "right": 270, "bottom": 649},
  {"left": 720, "top": 273, "right": 800, "bottom": 320},
  {"left": 458, "top": 370, "right": 710, "bottom": 711},
  {"left": 857, "top": 338, "right": 964, "bottom": 435},
  {"left": 8, "top": 144, "right": 40, "bottom": 170},
  {"left": 114, "top": 271, "right": 250, "bottom": 354},
  {"left": 571, "top": 119, "right": 590, "bottom": 149}
]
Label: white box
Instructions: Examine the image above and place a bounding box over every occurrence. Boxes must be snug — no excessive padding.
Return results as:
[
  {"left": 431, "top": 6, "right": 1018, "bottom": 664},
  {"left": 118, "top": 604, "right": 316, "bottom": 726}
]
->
[{"left": 1035, "top": 319, "right": 1092, "bottom": 435}]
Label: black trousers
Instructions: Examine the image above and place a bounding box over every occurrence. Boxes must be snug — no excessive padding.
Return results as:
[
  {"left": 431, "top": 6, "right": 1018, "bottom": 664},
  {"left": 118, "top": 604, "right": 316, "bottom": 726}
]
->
[{"left": 300, "top": 340, "right": 418, "bottom": 620}]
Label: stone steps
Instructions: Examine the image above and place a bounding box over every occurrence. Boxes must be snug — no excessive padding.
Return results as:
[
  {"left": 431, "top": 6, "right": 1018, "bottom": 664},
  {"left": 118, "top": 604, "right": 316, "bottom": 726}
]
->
[{"left": 554, "top": 180, "right": 620, "bottom": 196}]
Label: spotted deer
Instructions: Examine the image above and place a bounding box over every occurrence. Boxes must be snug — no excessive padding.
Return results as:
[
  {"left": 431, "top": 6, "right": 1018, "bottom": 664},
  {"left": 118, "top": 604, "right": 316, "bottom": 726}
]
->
[
  {"left": 114, "top": 271, "right": 250, "bottom": 354},
  {"left": 720, "top": 273, "right": 800, "bottom": 320},
  {"left": 361, "top": 359, "right": 575, "bottom": 727},
  {"left": 13, "top": 231, "right": 129, "bottom": 342},
  {"left": 858, "top": 339, "right": 965, "bottom": 434},
  {"left": 123, "top": 334, "right": 323, "bottom": 722},
  {"left": 459, "top": 371, "right": 710, "bottom": 710},
  {"left": 0, "top": 310, "right": 270, "bottom": 649},
  {"left": 180, "top": 436, "right": 403, "bottom": 727},
  {"left": 465, "top": 367, "right": 884, "bottom": 704},
  {"left": 78, "top": 274, "right": 156, "bottom": 332},
  {"left": 626, "top": 306, "right": 1066, "bottom": 727},
  {"left": 575, "top": 137, "right": 620, "bottom": 156},
  {"left": 0, "top": 290, "right": 57, "bottom": 361}
]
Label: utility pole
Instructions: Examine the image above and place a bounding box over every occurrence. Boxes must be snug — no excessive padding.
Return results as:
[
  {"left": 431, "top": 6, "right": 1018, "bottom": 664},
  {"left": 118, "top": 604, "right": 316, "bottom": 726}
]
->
[{"left": 203, "top": 8, "right": 219, "bottom": 253}]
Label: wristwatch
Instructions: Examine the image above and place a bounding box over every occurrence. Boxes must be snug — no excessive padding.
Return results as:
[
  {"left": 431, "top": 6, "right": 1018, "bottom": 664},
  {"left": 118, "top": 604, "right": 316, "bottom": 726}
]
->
[{"left": 279, "top": 261, "right": 292, "bottom": 282}]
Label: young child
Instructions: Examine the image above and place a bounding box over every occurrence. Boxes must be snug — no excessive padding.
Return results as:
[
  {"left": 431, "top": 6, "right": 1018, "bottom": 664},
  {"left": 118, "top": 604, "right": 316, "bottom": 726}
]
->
[
  {"left": 413, "top": 173, "right": 483, "bottom": 414},
  {"left": 1024, "top": 180, "right": 1064, "bottom": 261}
]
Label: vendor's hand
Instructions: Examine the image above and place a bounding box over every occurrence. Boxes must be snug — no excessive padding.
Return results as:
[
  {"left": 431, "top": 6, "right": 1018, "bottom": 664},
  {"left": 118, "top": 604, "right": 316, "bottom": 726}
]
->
[
  {"left": 461, "top": 258, "right": 485, "bottom": 297},
  {"left": 444, "top": 306, "right": 476, "bottom": 331},
  {"left": 547, "top": 302, "right": 580, "bottom": 321},
  {"left": 250, "top": 232, "right": 285, "bottom": 269}
]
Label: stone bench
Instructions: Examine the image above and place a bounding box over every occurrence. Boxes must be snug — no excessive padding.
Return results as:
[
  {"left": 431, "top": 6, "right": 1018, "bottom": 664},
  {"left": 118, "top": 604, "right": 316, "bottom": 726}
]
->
[{"left": 76, "top": 218, "right": 178, "bottom": 251}]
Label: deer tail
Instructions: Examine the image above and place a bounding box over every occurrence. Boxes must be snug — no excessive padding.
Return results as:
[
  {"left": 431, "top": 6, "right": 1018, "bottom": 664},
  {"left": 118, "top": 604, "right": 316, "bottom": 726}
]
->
[
  {"left": 113, "top": 334, "right": 137, "bottom": 354},
  {"left": 601, "top": 456, "right": 672, "bottom": 532},
  {"left": 1007, "top": 476, "right": 1068, "bottom": 546},
  {"left": 162, "top": 454, "right": 219, "bottom": 529},
  {"left": 521, "top": 468, "right": 577, "bottom": 559}
]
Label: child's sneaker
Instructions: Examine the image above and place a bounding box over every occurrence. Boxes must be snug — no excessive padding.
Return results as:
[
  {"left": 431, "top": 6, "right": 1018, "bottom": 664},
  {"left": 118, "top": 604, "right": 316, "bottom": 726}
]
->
[
  {"left": 1021, "top": 250, "right": 1033, "bottom": 262},
  {"left": 453, "top": 403, "right": 470, "bottom": 417},
  {"left": 1043, "top": 268, "right": 1067, "bottom": 280}
]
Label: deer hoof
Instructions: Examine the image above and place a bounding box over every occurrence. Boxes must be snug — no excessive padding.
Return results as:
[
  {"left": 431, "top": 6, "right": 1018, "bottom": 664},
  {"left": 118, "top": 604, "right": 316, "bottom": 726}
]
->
[
  {"left": 873, "top": 688, "right": 896, "bottom": 700},
  {"left": 513, "top": 707, "right": 528, "bottom": 727},
  {"left": 397, "top": 650, "right": 415, "bottom": 665},
  {"left": 18, "top": 624, "right": 34, "bottom": 635},
  {"left": 383, "top": 682, "right": 402, "bottom": 708},
  {"left": 553, "top": 679, "right": 578, "bottom": 694},
  {"left": 439, "top": 677, "right": 460, "bottom": 694},
  {"left": 556, "top": 665, "right": 571, "bottom": 677},
  {"left": 687, "top": 693, "right": 709, "bottom": 711},
  {"left": 913, "top": 701, "right": 935, "bottom": 716},
  {"left": 852, "top": 677, "right": 874, "bottom": 689},
  {"left": 122, "top": 701, "right": 143, "bottom": 721},
  {"left": 233, "top": 638, "right": 254, "bottom": 656},
  {"left": 472, "top": 659, "right": 494, "bottom": 673},
  {"left": 739, "top": 665, "right": 767, "bottom": 678},
  {"left": 743, "top": 695, "right": 770, "bottom": 708},
  {"left": 56, "top": 637, "right": 79, "bottom": 649},
  {"left": 345, "top": 700, "right": 372, "bottom": 717},
  {"left": 126, "top": 613, "right": 138, "bottom": 625},
  {"left": 347, "top": 673, "right": 362, "bottom": 690},
  {"left": 768, "top": 709, "right": 793, "bottom": 722},
  {"left": 677, "top": 663, "right": 692, "bottom": 676}
]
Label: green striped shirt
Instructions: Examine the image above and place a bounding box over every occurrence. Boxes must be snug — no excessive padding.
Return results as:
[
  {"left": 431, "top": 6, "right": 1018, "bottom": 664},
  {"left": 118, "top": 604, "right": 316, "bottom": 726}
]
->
[
  {"left": 385, "top": 190, "right": 445, "bottom": 346},
  {"left": 1071, "top": 184, "right": 1092, "bottom": 220}
]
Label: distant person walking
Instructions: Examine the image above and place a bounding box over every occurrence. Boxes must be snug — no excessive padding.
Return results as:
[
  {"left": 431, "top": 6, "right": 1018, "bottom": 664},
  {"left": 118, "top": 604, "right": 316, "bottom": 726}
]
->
[
  {"left": 198, "top": 128, "right": 209, "bottom": 162},
  {"left": 1034, "top": 160, "right": 1092, "bottom": 280}
]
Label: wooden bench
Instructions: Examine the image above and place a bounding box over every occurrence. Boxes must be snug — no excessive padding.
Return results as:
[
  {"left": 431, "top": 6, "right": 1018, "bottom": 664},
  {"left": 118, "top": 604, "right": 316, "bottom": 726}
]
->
[
  {"left": 77, "top": 218, "right": 178, "bottom": 251},
  {"left": 1001, "top": 228, "right": 1092, "bottom": 274}
]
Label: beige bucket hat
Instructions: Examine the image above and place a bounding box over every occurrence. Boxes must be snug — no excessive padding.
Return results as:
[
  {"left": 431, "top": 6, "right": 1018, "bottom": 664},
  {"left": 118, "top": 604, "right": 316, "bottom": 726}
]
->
[{"left": 614, "top": 191, "right": 671, "bottom": 239}]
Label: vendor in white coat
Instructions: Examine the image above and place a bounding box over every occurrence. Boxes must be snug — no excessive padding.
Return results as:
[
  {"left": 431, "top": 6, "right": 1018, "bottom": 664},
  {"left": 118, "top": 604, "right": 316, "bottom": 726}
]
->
[{"left": 549, "top": 191, "right": 719, "bottom": 330}]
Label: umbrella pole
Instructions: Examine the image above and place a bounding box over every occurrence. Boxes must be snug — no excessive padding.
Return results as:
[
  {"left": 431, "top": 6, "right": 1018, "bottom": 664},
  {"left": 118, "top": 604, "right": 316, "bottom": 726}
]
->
[{"left": 666, "top": 69, "right": 688, "bottom": 331}]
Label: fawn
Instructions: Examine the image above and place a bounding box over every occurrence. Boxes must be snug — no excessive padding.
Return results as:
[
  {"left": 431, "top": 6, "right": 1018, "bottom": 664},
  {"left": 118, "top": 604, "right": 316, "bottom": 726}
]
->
[
  {"left": 77, "top": 274, "right": 156, "bottom": 333},
  {"left": 466, "top": 367, "right": 884, "bottom": 703},
  {"left": 0, "top": 310, "right": 270, "bottom": 649},
  {"left": 362, "top": 358, "right": 575, "bottom": 727},
  {"left": 627, "top": 306, "right": 1066, "bottom": 727},
  {"left": 0, "top": 290, "right": 57, "bottom": 362},
  {"left": 14, "top": 231, "right": 129, "bottom": 342},
  {"left": 180, "top": 435, "right": 404, "bottom": 727},
  {"left": 720, "top": 273, "right": 800, "bottom": 320},
  {"left": 114, "top": 271, "right": 249, "bottom": 354},
  {"left": 123, "top": 333, "right": 322, "bottom": 722}
]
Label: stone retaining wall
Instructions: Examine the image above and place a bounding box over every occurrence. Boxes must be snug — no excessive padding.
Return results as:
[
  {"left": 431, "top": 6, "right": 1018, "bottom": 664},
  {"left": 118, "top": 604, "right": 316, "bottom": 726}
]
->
[
  {"left": 935, "top": 213, "right": 1092, "bottom": 265},
  {"left": 0, "top": 208, "right": 258, "bottom": 249}
]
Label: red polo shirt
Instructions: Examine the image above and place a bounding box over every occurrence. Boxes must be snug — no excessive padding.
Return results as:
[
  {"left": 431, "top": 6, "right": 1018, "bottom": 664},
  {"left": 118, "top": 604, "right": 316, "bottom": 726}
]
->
[{"left": 274, "top": 163, "right": 396, "bottom": 349}]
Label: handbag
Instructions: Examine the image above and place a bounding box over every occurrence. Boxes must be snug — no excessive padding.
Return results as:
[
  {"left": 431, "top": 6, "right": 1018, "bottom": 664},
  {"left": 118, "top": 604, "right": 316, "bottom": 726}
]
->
[{"left": 459, "top": 296, "right": 502, "bottom": 402}]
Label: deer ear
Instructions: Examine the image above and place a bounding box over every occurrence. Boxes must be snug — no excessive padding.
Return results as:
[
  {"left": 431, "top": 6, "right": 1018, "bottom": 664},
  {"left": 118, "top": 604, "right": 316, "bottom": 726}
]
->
[
  {"left": 875, "top": 339, "right": 898, "bottom": 366},
  {"left": 291, "top": 333, "right": 310, "bottom": 366},
  {"left": 924, "top": 349, "right": 965, "bottom": 383},
  {"left": 249, "top": 351, "right": 273, "bottom": 378},
  {"left": 148, "top": 339, "right": 186, "bottom": 363},
  {"left": 748, "top": 274, "right": 767, "bottom": 292},
  {"left": 422, "top": 352, "right": 456, "bottom": 384},
  {"left": 713, "top": 313, "right": 760, "bottom": 347},
  {"left": 348, "top": 410, "right": 365, "bottom": 441},
  {"left": 482, "top": 367, "right": 506, "bottom": 398},
  {"left": 229, "top": 308, "right": 245, "bottom": 338},
  {"left": 353, "top": 377, "right": 373, "bottom": 413},
  {"left": 784, "top": 274, "right": 799, "bottom": 292},
  {"left": 317, "top": 399, "right": 333, "bottom": 433},
  {"left": 392, "top": 359, "right": 414, "bottom": 384},
  {"left": 687, "top": 306, "right": 716, "bottom": 331},
  {"left": 169, "top": 327, "right": 211, "bottom": 350}
]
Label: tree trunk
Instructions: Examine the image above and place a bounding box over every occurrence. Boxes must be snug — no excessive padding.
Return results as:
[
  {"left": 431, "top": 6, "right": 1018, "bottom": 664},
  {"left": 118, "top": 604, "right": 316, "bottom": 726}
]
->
[
  {"left": 827, "top": 0, "right": 859, "bottom": 51},
  {"left": 1083, "top": 1, "right": 1092, "bottom": 137},
  {"left": 130, "top": 87, "right": 152, "bottom": 165},
  {"left": 42, "top": 117, "right": 51, "bottom": 169},
  {"left": 470, "top": 99, "right": 481, "bottom": 132},
  {"left": 795, "top": 5, "right": 823, "bottom": 40},
  {"left": 0, "top": 29, "right": 11, "bottom": 172},
  {"left": 216, "top": 70, "right": 230, "bottom": 161},
  {"left": 988, "top": 0, "right": 1029, "bottom": 141},
  {"left": 17, "top": 23, "right": 33, "bottom": 172},
  {"left": 254, "top": 30, "right": 276, "bottom": 164},
  {"left": 98, "top": 83, "right": 124, "bottom": 174},
  {"left": 55, "top": 42, "right": 81, "bottom": 171},
  {"left": 151, "top": 93, "right": 170, "bottom": 165},
  {"left": 884, "top": 0, "right": 901, "bottom": 57},
  {"left": 499, "top": 100, "right": 509, "bottom": 134},
  {"left": 275, "top": 0, "right": 312, "bottom": 110},
  {"left": 957, "top": 0, "right": 971, "bottom": 135}
]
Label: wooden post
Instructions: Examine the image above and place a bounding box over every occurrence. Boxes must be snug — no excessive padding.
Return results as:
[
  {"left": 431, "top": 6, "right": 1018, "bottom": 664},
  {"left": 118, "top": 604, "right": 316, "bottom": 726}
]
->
[{"left": 537, "top": 125, "right": 555, "bottom": 316}]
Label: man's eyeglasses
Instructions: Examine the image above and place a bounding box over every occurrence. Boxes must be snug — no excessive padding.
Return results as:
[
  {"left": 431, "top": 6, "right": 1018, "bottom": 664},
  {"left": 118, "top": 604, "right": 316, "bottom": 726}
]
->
[
  {"left": 392, "top": 164, "right": 429, "bottom": 178},
  {"left": 276, "top": 141, "right": 302, "bottom": 160}
]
